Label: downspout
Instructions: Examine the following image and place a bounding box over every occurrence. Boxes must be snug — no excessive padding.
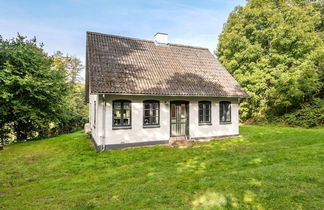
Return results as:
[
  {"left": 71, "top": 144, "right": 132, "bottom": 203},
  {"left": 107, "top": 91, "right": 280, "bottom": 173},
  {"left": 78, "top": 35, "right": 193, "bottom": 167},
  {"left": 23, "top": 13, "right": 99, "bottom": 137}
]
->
[{"left": 101, "top": 94, "right": 106, "bottom": 151}]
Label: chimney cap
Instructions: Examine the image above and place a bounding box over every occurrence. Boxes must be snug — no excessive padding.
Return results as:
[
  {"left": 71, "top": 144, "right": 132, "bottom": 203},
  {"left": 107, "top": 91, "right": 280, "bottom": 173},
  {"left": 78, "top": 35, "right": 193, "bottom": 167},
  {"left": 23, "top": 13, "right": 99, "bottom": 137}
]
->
[
  {"left": 154, "top": 32, "right": 168, "bottom": 45},
  {"left": 154, "top": 32, "right": 168, "bottom": 36}
]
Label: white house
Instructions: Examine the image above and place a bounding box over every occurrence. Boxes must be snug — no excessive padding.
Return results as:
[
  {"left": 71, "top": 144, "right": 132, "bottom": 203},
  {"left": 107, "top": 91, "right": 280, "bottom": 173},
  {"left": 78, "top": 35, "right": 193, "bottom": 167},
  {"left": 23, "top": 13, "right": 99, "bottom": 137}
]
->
[{"left": 86, "top": 32, "right": 249, "bottom": 150}]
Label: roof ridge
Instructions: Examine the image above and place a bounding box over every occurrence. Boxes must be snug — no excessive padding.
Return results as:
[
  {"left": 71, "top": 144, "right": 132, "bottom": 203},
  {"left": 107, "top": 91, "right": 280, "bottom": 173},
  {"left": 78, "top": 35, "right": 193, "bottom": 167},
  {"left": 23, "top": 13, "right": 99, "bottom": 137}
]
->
[
  {"left": 87, "top": 31, "right": 209, "bottom": 50},
  {"left": 87, "top": 31, "right": 154, "bottom": 43},
  {"left": 169, "top": 43, "right": 208, "bottom": 50}
]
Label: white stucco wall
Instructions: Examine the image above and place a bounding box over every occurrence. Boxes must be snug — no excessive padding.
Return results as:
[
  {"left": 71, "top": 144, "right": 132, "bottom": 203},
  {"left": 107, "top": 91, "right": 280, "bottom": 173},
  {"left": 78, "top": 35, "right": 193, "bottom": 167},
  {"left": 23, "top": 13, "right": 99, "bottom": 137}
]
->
[
  {"left": 102, "top": 95, "right": 170, "bottom": 145},
  {"left": 89, "top": 94, "right": 240, "bottom": 146},
  {"left": 189, "top": 98, "right": 239, "bottom": 139}
]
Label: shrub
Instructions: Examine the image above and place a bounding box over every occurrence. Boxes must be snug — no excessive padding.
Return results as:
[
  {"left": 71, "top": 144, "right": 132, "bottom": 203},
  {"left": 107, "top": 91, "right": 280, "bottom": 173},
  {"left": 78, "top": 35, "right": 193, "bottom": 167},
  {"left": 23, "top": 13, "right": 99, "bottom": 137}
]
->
[{"left": 277, "top": 100, "right": 324, "bottom": 128}]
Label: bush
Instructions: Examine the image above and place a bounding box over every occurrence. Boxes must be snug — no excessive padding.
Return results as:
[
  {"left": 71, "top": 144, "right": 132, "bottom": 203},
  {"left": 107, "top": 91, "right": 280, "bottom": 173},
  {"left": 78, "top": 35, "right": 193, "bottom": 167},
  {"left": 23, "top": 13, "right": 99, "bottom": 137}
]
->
[{"left": 277, "top": 100, "right": 324, "bottom": 128}]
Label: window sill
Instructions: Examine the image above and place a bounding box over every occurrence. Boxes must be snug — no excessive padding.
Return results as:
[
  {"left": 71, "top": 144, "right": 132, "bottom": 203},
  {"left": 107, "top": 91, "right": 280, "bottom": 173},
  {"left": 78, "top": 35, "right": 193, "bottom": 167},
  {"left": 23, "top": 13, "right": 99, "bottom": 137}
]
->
[
  {"left": 112, "top": 126, "right": 132, "bottom": 130},
  {"left": 143, "top": 125, "right": 160, "bottom": 128},
  {"left": 199, "top": 123, "right": 212, "bottom": 126},
  {"left": 220, "top": 122, "right": 232, "bottom": 125}
]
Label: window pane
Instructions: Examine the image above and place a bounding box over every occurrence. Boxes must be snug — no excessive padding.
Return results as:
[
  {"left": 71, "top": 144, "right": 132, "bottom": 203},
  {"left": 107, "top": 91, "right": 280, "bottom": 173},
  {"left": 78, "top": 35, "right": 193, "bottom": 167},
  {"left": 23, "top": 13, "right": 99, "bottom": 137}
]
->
[
  {"left": 206, "top": 110, "right": 210, "bottom": 121},
  {"left": 124, "top": 109, "right": 130, "bottom": 118},
  {"left": 114, "top": 110, "right": 121, "bottom": 119},
  {"left": 199, "top": 103, "right": 203, "bottom": 109},
  {"left": 123, "top": 102, "right": 130, "bottom": 110},
  {"left": 181, "top": 104, "right": 186, "bottom": 117},
  {"left": 144, "top": 117, "right": 150, "bottom": 124},
  {"left": 221, "top": 107, "right": 225, "bottom": 121},
  {"left": 199, "top": 115, "right": 203, "bottom": 122},
  {"left": 153, "top": 109, "right": 159, "bottom": 117},
  {"left": 123, "top": 118, "right": 130, "bottom": 125},
  {"left": 144, "top": 110, "right": 150, "bottom": 117},
  {"left": 220, "top": 104, "right": 223, "bottom": 115},
  {"left": 206, "top": 113, "right": 210, "bottom": 122},
  {"left": 207, "top": 105, "right": 211, "bottom": 122},
  {"left": 114, "top": 119, "right": 121, "bottom": 126},
  {"left": 144, "top": 103, "right": 150, "bottom": 109},
  {"left": 152, "top": 103, "right": 159, "bottom": 110},
  {"left": 171, "top": 104, "right": 176, "bottom": 118},
  {"left": 226, "top": 103, "right": 231, "bottom": 121},
  {"left": 114, "top": 102, "right": 121, "bottom": 109},
  {"left": 152, "top": 116, "right": 158, "bottom": 124}
]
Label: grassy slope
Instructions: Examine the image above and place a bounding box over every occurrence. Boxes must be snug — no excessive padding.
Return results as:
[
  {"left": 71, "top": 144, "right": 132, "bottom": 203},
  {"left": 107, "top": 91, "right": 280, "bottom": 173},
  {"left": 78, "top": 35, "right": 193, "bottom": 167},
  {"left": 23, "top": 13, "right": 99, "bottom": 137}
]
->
[{"left": 0, "top": 126, "right": 323, "bottom": 209}]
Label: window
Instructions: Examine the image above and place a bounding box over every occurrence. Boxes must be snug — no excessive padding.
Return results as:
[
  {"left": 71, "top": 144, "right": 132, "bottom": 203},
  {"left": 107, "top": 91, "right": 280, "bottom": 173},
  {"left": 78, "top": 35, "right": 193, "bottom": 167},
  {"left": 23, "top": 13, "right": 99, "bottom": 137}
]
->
[
  {"left": 143, "top": 100, "right": 160, "bottom": 126},
  {"left": 113, "top": 100, "right": 131, "bottom": 127},
  {"left": 93, "top": 101, "right": 96, "bottom": 127},
  {"left": 220, "top": 101, "right": 231, "bottom": 123},
  {"left": 199, "top": 101, "right": 211, "bottom": 124}
]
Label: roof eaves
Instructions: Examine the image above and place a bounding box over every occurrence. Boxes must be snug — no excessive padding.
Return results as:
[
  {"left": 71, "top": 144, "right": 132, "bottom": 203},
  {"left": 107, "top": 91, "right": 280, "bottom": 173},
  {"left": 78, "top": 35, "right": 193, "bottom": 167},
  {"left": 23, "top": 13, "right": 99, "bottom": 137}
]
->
[{"left": 89, "top": 91, "right": 249, "bottom": 98}]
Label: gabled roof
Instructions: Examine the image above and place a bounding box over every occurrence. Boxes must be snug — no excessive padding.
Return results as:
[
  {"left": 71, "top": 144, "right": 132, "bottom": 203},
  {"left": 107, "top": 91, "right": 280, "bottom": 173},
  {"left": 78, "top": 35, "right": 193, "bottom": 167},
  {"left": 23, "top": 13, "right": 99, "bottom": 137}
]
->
[{"left": 86, "top": 32, "right": 249, "bottom": 101}]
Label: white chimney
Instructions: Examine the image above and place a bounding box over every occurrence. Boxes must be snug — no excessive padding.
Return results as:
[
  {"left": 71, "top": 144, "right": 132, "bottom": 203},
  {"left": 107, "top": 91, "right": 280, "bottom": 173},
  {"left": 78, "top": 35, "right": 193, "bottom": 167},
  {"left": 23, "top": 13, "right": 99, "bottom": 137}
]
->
[{"left": 154, "top": 32, "right": 168, "bottom": 45}]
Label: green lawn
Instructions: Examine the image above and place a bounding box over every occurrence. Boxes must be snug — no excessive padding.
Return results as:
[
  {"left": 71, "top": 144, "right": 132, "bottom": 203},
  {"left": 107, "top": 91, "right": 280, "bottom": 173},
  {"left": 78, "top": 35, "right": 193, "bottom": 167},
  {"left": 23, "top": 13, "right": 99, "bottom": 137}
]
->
[{"left": 0, "top": 126, "right": 323, "bottom": 209}]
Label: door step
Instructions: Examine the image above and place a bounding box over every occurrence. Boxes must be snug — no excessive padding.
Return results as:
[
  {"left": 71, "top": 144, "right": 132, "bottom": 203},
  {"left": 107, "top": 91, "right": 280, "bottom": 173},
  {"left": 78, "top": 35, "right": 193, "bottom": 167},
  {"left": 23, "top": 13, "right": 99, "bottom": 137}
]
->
[{"left": 169, "top": 136, "right": 191, "bottom": 146}]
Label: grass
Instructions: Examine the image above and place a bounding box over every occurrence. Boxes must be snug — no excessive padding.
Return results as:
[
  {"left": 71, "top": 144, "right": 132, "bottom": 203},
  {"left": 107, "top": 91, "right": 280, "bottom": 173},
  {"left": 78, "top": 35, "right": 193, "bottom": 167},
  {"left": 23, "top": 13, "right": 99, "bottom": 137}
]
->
[{"left": 0, "top": 125, "right": 323, "bottom": 209}]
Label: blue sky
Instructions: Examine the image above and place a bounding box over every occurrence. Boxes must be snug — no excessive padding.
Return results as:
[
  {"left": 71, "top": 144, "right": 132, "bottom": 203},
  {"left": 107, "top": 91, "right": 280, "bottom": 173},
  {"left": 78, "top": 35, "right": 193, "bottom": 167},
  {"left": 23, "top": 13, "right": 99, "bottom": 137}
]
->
[{"left": 0, "top": 0, "right": 246, "bottom": 66}]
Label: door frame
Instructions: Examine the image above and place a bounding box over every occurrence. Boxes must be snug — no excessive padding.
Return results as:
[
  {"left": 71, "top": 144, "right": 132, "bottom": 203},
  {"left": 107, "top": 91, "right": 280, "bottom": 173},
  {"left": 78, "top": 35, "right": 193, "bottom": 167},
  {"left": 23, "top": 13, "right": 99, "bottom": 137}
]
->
[{"left": 170, "top": 100, "right": 189, "bottom": 137}]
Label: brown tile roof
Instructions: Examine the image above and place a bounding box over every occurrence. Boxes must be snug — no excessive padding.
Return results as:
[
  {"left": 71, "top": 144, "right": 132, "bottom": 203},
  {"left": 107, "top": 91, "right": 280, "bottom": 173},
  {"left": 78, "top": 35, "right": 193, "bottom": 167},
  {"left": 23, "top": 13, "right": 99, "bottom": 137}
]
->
[{"left": 86, "top": 32, "right": 249, "bottom": 100}]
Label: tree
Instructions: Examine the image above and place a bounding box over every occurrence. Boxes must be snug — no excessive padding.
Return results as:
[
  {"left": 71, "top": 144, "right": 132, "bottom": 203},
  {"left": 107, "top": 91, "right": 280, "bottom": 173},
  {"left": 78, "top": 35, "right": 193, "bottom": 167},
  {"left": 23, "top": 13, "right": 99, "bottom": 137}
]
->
[
  {"left": 216, "top": 0, "right": 324, "bottom": 122},
  {"left": 312, "top": 0, "right": 324, "bottom": 98},
  {"left": 52, "top": 51, "right": 83, "bottom": 85},
  {"left": 0, "top": 35, "right": 69, "bottom": 141},
  {"left": 51, "top": 52, "right": 88, "bottom": 134}
]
